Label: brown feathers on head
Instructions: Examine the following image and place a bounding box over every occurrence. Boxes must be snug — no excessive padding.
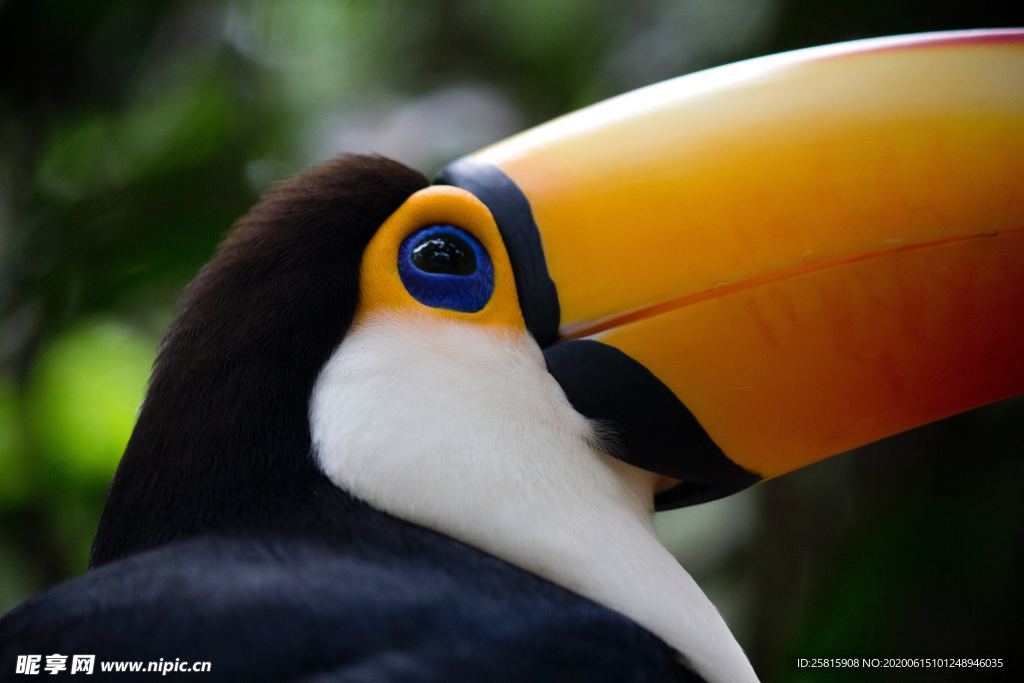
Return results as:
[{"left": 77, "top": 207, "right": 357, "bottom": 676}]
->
[{"left": 92, "top": 155, "right": 428, "bottom": 566}]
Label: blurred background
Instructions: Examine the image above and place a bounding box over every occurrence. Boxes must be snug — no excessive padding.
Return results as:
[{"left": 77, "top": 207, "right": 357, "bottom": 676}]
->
[{"left": 1, "top": 1, "right": 1022, "bottom": 680}]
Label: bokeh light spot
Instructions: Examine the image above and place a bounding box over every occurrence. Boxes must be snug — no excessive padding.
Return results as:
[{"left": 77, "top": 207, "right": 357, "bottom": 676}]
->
[{"left": 27, "top": 319, "right": 154, "bottom": 486}]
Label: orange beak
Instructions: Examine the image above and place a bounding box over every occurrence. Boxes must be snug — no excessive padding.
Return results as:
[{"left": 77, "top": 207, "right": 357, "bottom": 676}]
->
[{"left": 438, "top": 30, "right": 1024, "bottom": 507}]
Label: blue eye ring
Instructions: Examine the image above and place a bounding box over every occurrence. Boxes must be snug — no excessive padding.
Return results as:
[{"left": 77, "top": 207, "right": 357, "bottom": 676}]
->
[{"left": 398, "top": 225, "right": 495, "bottom": 313}]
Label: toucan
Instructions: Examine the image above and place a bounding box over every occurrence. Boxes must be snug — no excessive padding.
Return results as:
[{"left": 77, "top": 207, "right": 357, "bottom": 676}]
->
[{"left": 2, "top": 29, "right": 1022, "bottom": 683}]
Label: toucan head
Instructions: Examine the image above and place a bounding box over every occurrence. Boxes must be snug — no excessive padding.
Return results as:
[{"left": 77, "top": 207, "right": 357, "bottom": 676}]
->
[{"left": 93, "top": 29, "right": 1023, "bottom": 683}]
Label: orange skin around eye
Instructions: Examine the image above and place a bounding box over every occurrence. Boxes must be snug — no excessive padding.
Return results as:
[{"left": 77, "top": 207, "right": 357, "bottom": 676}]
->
[{"left": 357, "top": 186, "right": 527, "bottom": 334}]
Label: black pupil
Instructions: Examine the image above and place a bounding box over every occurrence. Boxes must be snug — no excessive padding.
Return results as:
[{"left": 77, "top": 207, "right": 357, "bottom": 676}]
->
[{"left": 411, "top": 234, "right": 477, "bottom": 276}]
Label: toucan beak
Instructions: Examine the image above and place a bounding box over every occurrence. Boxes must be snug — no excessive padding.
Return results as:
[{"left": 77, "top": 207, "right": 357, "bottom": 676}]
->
[{"left": 438, "top": 29, "right": 1024, "bottom": 508}]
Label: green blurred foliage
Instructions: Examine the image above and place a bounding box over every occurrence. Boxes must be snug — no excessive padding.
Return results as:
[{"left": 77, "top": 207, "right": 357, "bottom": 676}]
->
[
  {"left": 1, "top": 1, "right": 1022, "bottom": 679},
  {"left": 26, "top": 320, "right": 152, "bottom": 486}
]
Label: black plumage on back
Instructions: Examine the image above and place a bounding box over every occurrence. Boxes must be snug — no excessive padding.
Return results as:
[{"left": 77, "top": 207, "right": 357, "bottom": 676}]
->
[{"left": 3, "top": 497, "right": 699, "bottom": 682}]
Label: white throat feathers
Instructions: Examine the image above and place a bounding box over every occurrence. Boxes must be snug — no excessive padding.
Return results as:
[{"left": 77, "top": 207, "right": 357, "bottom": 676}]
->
[{"left": 309, "top": 313, "right": 758, "bottom": 683}]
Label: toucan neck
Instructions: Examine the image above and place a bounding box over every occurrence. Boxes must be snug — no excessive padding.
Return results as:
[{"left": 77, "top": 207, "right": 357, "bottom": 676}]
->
[
  {"left": 309, "top": 316, "right": 758, "bottom": 683},
  {"left": 90, "top": 344, "right": 338, "bottom": 565}
]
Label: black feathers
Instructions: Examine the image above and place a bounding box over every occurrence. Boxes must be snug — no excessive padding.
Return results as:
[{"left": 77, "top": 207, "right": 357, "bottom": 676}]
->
[
  {"left": 91, "top": 154, "right": 428, "bottom": 566},
  {"left": 5, "top": 515, "right": 700, "bottom": 682}
]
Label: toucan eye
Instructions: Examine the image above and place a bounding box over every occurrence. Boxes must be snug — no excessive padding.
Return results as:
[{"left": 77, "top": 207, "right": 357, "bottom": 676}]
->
[
  {"left": 411, "top": 234, "right": 476, "bottom": 275},
  {"left": 398, "top": 225, "right": 495, "bottom": 312}
]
